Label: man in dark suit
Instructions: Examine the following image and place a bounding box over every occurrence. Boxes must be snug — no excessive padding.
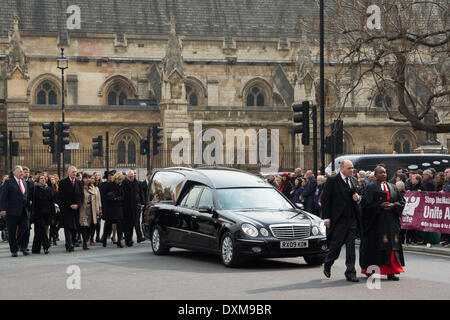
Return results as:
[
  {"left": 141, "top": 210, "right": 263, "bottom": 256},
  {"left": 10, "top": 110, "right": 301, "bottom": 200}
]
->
[
  {"left": 0, "top": 166, "right": 31, "bottom": 257},
  {"left": 321, "top": 160, "right": 361, "bottom": 282},
  {"left": 57, "top": 166, "right": 84, "bottom": 252},
  {"left": 122, "top": 170, "right": 144, "bottom": 246}
]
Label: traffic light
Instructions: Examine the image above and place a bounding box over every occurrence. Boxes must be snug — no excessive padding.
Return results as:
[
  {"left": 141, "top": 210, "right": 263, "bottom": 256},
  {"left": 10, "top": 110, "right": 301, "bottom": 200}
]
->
[
  {"left": 92, "top": 135, "right": 103, "bottom": 157},
  {"left": 152, "top": 125, "right": 163, "bottom": 155},
  {"left": 42, "top": 122, "right": 55, "bottom": 153},
  {"left": 0, "top": 131, "right": 7, "bottom": 156},
  {"left": 140, "top": 139, "right": 149, "bottom": 155},
  {"left": 57, "top": 122, "right": 70, "bottom": 151},
  {"left": 292, "top": 101, "right": 310, "bottom": 145}
]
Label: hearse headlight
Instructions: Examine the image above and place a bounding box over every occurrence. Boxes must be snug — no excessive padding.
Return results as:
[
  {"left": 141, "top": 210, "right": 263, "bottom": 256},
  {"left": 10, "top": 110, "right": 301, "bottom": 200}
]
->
[
  {"left": 319, "top": 221, "right": 326, "bottom": 235},
  {"left": 260, "top": 228, "right": 269, "bottom": 237},
  {"left": 241, "top": 224, "right": 259, "bottom": 237},
  {"left": 311, "top": 226, "right": 319, "bottom": 236}
]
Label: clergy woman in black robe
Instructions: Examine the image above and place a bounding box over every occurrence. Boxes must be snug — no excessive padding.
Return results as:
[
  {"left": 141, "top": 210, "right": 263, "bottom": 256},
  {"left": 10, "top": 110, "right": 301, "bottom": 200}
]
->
[{"left": 360, "top": 166, "right": 405, "bottom": 281}]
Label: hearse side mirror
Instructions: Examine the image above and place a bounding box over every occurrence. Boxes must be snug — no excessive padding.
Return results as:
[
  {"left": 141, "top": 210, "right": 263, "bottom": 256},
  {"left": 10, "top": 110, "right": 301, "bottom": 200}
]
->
[{"left": 295, "top": 203, "right": 304, "bottom": 210}]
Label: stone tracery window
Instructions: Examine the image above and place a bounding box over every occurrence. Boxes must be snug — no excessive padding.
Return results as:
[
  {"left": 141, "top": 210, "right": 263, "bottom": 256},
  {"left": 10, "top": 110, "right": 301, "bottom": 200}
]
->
[
  {"left": 186, "top": 85, "right": 198, "bottom": 106},
  {"left": 375, "top": 89, "right": 392, "bottom": 109},
  {"left": 108, "top": 84, "right": 128, "bottom": 106},
  {"left": 246, "top": 86, "right": 265, "bottom": 107},
  {"left": 36, "top": 81, "right": 58, "bottom": 105},
  {"left": 117, "top": 134, "right": 137, "bottom": 165},
  {"left": 393, "top": 134, "right": 412, "bottom": 153}
]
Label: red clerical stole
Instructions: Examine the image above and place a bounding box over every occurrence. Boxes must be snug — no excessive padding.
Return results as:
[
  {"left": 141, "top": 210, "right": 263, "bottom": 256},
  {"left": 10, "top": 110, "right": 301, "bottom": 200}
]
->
[{"left": 378, "top": 181, "right": 391, "bottom": 202}]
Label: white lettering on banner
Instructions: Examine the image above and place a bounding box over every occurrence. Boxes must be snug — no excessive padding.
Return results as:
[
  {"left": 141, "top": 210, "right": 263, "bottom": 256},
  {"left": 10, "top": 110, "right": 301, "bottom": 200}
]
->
[
  {"left": 425, "top": 196, "right": 435, "bottom": 205},
  {"left": 445, "top": 207, "right": 450, "bottom": 220},
  {"left": 423, "top": 206, "right": 443, "bottom": 219}
]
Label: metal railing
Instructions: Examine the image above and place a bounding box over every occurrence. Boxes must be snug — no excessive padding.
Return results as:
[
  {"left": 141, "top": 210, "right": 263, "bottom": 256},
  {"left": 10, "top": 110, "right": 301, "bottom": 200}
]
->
[{"left": 1, "top": 147, "right": 447, "bottom": 176}]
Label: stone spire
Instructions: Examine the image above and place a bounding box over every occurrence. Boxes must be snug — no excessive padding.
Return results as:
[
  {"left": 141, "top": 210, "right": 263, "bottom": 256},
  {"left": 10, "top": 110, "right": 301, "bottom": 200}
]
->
[
  {"left": 161, "top": 16, "right": 185, "bottom": 100},
  {"left": 297, "top": 30, "right": 314, "bottom": 82},
  {"left": 163, "top": 16, "right": 184, "bottom": 80},
  {"left": 6, "top": 11, "right": 28, "bottom": 79}
]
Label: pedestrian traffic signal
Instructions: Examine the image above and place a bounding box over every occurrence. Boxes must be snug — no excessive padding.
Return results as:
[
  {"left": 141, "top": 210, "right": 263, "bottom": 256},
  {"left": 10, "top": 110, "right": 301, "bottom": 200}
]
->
[
  {"left": 293, "top": 101, "right": 310, "bottom": 145},
  {"left": 0, "top": 131, "right": 7, "bottom": 156},
  {"left": 11, "top": 141, "right": 19, "bottom": 157},
  {"left": 42, "top": 122, "right": 55, "bottom": 153},
  {"left": 57, "top": 122, "right": 70, "bottom": 151},
  {"left": 152, "top": 125, "right": 163, "bottom": 155},
  {"left": 140, "top": 139, "right": 149, "bottom": 155},
  {"left": 92, "top": 135, "right": 103, "bottom": 157}
]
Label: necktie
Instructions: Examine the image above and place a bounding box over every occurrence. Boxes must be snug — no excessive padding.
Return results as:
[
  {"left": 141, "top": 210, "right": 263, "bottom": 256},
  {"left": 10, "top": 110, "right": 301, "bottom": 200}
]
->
[
  {"left": 19, "top": 180, "right": 24, "bottom": 194},
  {"left": 72, "top": 179, "right": 75, "bottom": 187},
  {"left": 345, "top": 177, "right": 350, "bottom": 188}
]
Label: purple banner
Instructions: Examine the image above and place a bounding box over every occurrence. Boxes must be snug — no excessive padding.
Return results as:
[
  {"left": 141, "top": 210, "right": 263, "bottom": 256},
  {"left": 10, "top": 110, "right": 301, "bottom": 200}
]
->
[{"left": 401, "top": 191, "right": 450, "bottom": 234}]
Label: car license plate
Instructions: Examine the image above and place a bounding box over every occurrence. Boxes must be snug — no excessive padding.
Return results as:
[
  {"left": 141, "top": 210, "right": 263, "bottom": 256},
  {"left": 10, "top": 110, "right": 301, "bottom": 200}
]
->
[{"left": 280, "top": 240, "right": 309, "bottom": 249}]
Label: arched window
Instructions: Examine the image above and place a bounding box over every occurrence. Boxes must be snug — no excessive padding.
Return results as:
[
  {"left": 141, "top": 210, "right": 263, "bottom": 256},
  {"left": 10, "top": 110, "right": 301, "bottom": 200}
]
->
[
  {"left": 117, "top": 134, "right": 137, "bottom": 165},
  {"left": 36, "top": 81, "right": 58, "bottom": 105},
  {"left": 108, "top": 84, "right": 128, "bottom": 105},
  {"left": 394, "top": 135, "right": 412, "bottom": 153},
  {"left": 375, "top": 89, "right": 392, "bottom": 108},
  {"left": 246, "top": 86, "right": 265, "bottom": 107},
  {"left": 186, "top": 85, "right": 198, "bottom": 106}
]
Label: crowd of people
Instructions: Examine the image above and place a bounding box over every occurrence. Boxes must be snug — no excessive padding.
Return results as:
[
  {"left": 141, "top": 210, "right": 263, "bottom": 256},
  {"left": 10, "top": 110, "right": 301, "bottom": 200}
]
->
[
  {"left": 0, "top": 165, "right": 150, "bottom": 257},
  {"left": 1, "top": 163, "right": 449, "bottom": 260},
  {"left": 265, "top": 165, "right": 450, "bottom": 247}
]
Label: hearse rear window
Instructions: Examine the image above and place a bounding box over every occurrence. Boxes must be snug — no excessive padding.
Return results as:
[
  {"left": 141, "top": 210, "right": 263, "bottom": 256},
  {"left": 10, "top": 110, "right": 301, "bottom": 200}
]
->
[{"left": 150, "top": 171, "right": 185, "bottom": 204}]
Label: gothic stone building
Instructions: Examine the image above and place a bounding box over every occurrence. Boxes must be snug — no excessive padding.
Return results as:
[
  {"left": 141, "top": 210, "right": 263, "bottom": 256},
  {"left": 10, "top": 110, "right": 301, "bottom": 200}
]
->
[{"left": 0, "top": 0, "right": 434, "bottom": 174}]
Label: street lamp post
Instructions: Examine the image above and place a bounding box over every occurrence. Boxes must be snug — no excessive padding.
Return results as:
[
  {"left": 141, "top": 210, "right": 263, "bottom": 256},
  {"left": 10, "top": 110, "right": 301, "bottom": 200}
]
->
[{"left": 57, "top": 48, "right": 68, "bottom": 176}]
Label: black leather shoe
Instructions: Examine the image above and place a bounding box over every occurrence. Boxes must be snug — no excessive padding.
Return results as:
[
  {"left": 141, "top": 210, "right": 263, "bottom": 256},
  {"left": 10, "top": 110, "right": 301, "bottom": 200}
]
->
[
  {"left": 387, "top": 274, "right": 400, "bottom": 281},
  {"left": 44, "top": 249, "right": 49, "bottom": 255},
  {"left": 21, "top": 250, "right": 30, "bottom": 256},
  {"left": 11, "top": 252, "right": 18, "bottom": 257},
  {"left": 137, "top": 238, "right": 146, "bottom": 243},
  {"left": 117, "top": 241, "right": 124, "bottom": 248},
  {"left": 346, "top": 275, "right": 359, "bottom": 282},
  {"left": 68, "top": 246, "right": 74, "bottom": 252},
  {"left": 323, "top": 267, "right": 331, "bottom": 278}
]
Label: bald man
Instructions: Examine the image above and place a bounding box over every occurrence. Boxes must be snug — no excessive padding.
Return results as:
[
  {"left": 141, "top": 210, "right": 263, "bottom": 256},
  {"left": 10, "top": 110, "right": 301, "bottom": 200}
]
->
[{"left": 321, "top": 160, "right": 361, "bottom": 282}]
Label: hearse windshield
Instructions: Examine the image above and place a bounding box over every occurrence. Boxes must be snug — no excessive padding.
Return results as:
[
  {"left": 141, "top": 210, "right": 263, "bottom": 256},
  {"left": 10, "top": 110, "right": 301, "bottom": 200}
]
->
[{"left": 216, "top": 187, "right": 294, "bottom": 211}]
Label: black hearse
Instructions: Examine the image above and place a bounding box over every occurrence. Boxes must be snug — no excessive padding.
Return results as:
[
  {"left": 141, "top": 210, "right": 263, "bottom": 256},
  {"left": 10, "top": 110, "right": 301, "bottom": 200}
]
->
[
  {"left": 142, "top": 167, "right": 328, "bottom": 267},
  {"left": 326, "top": 153, "right": 450, "bottom": 176}
]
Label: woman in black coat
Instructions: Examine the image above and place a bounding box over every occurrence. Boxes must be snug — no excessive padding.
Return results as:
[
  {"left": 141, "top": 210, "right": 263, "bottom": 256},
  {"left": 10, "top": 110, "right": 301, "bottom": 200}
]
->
[
  {"left": 101, "top": 172, "right": 125, "bottom": 248},
  {"left": 31, "top": 175, "right": 56, "bottom": 254}
]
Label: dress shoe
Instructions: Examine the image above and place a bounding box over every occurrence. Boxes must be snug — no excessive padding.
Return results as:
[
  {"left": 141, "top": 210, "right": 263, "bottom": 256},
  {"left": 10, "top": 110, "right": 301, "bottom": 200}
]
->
[
  {"left": 44, "top": 249, "right": 49, "bottom": 255},
  {"left": 68, "top": 246, "right": 74, "bottom": 252},
  {"left": 117, "top": 241, "right": 124, "bottom": 248},
  {"left": 323, "top": 267, "right": 331, "bottom": 278},
  {"left": 387, "top": 274, "right": 400, "bottom": 281},
  {"left": 346, "top": 275, "right": 359, "bottom": 282},
  {"left": 137, "top": 238, "right": 146, "bottom": 243},
  {"left": 126, "top": 242, "right": 133, "bottom": 247},
  {"left": 32, "top": 251, "right": 40, "bottom": 254},
  {"left": 90, "top": 241, "right": 96, "bottom": 246},
  {"left": 95, "top": 237, "right": 101, "bottom": 243},
  {"left": 21, "top": 250, "right": 30, "bottom": 256},
  {"left": 82, "top": 243, "right": 90, "bottom": 250},
  {"left": 11, "top": 252, "right": 18, "bottom": 257}
]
